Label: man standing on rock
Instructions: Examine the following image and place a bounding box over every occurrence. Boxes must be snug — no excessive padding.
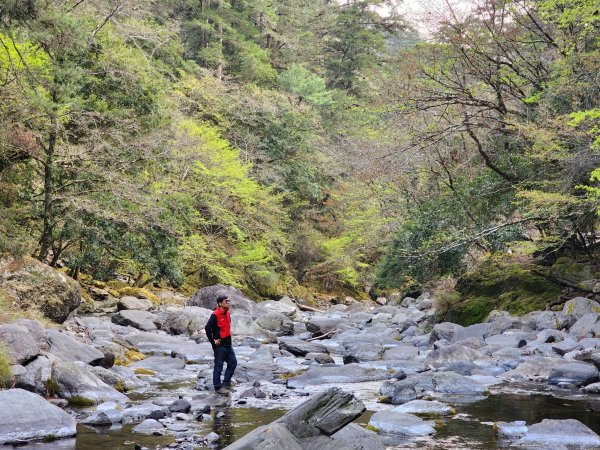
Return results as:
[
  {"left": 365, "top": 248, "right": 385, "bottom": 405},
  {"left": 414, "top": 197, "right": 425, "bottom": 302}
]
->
[{"left": 205, "top": 294, "right": 237, "bottom": 395}]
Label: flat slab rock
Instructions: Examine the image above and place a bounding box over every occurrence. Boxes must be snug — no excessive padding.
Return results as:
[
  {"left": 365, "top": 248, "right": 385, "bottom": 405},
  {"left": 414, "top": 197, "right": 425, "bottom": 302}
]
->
[
  {"left": 517, "top": 419, "right": 600, "bottom": 448},
  {"left": 368, "top": 410, "right": 435, "bottom": 436},
  {"left": 0, "top": 389, "right": 76, "bottom": 444},
  {"left": 286, "top": 364, "right": 390, "bottom": 389},
  {"left": 393, "top": 400, "right": 454, "bottom": 415}
]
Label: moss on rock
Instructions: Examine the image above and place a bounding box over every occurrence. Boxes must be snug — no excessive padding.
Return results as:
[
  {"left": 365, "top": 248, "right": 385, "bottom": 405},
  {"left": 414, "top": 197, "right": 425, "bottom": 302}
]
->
[
  {"left": 445, "top": 255, "right": 561, "bottom": 325},
  {"left": 116, "top": 287, "right": 160, "bottom": 305}
]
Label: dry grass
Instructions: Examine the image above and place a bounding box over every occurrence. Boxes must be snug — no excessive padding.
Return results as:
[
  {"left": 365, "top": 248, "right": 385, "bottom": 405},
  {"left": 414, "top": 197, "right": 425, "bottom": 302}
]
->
[{"left": 0, "top": 289, "right": 53, "bottom": 326}]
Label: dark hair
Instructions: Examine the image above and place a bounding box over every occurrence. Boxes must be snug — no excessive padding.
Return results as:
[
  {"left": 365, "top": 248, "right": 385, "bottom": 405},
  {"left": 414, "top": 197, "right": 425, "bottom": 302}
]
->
[{"left": 216, "top": 294, "right": 229, "bottom": 304}]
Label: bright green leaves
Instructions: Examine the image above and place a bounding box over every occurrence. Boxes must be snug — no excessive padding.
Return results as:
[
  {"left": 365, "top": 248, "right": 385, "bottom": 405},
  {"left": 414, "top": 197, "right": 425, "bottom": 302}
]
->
[{"left": 277, "top": 65, "right": 334, "bottom": 106}]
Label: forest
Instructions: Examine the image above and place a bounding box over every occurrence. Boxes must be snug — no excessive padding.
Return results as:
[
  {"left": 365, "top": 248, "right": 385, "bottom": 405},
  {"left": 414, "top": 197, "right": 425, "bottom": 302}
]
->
[{"left": 1, "top": 0, "right": 599, "bottom": 317}]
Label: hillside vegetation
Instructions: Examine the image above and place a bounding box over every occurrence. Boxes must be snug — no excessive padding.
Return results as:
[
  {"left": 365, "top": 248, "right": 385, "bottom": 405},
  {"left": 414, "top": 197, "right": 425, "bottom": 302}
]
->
[{"left": 1, "top": 1, "right": 599, "bottom": 312}]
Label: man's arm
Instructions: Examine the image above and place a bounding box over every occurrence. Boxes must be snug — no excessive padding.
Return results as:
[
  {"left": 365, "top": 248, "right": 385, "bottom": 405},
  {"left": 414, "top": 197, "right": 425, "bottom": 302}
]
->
[{"left": 205, "top": 314, "right": 218, "bottom": 346}]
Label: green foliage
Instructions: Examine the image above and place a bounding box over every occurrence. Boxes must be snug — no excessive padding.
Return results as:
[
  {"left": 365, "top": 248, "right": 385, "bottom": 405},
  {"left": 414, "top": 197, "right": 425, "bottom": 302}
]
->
[
  {"left": 0, "top": 343, "right": 12, "bottom": 389},
  {"left": 278, "top": 65, "right": 334, "bottom": 106}
]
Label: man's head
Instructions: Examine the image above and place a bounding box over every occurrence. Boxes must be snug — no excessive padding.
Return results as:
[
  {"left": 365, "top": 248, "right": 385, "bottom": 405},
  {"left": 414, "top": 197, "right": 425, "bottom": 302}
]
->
[{"left": 216, "top": 294, "right": 230, "bottom": 311}]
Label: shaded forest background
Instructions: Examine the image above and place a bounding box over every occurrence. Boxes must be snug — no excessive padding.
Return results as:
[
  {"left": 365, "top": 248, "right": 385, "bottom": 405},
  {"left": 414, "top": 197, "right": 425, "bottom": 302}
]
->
[{"left": 1, "top": 0, "right": 599, "bottom": 314}]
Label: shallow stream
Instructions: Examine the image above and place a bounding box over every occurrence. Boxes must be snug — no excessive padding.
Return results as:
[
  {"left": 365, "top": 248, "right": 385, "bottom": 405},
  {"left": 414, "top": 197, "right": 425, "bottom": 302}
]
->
[{"left": 15, "top": 391, "right": 600, "bottom": 450}]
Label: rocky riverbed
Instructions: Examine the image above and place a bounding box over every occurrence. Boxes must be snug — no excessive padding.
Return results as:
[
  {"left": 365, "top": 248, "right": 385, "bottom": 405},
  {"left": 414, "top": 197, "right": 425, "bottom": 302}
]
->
[{"left": 1, "top": 284, "right": 600, "bottom": 449}]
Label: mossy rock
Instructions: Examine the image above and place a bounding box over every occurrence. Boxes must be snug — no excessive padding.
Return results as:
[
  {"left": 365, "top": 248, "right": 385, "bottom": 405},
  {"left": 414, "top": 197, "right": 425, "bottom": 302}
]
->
[
  {"left": 115, "top": 287, "right": 160, "bottom": 305},
  {"left": 114, "top": 349, "right": 145, "bottom": 366},
  {"left": 547, "top": 257, "right": 600, "bottom": 290},
  {"left": 446, "top": 255, "right": 561, "bottom": 325},
  {"left": 0, "top": 343, "right": 12, "bottom": 388},
  {"left": 68, "top": 396, "right": 95, "bottom": 406},
  {"left": 133, "top": 368, "right": 156, "bottom": 376},
  {"left": 106, "top": 280, "right": 129, "bottom": 290}
]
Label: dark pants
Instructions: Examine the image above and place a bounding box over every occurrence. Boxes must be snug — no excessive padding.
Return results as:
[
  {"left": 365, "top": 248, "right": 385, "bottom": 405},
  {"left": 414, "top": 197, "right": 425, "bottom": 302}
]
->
[{"left": 213, "top": 345, "right": 237, "bottom": 389}]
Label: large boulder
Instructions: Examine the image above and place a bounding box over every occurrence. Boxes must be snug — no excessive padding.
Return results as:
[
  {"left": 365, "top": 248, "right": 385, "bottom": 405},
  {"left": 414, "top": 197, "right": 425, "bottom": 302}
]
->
[
  {"left": 0, "top": 256, "right": 81, "bottom": 323},
  {"left": 0, "top": 323, "right": 39, "bottom": 365},
  {"left": 0, "top": 389, "right": 76, "bottom": 444},
  {"left": 111, "top": 310, "right": 157, "bottom": 331},
  {"left": 117, "top": 296, "right": 153, "bottom": 311},
  {"left": 225, "top": 423, "right": 303, "bottom": 450},
  {"left": 155, "top": 306, "right": 212, "bottom": 335},
  {"left": 547, "top": 362, "right": 599, "bottom": 386},
  {"left": 51, "top": 361, "right": 129, "bottom": 403},
  {"left": 253, "top": 300, "right": 298, "bottom": 319},
  {"left": 187, "top": 284, "right": 254, "bottom": 314},
  {"left": 429, "top": 322, "right": 463, "bottom": 344},
  {"left": 256, "top": 312, "right": 294, "bottom": 336},
  {"left": 47, "top": 329, "right": 105, "bottom": 365},
  {"left": 563, "top": 297, "right": 600, "bottom": 319},
  {"left": 279, "top": 388, "right": 365, "bottom": 438},
  {"left": 279, "top": 337, "right": 327, "bottom": 356},
  {"left": 517, "top": 419, "right": 600, "bottom": 448},
  {"left": 424, "top": 344, "right": 487, "bottom": 368},
  {"left": 14, "top": 355, "right": 52, "bottom": 394}
]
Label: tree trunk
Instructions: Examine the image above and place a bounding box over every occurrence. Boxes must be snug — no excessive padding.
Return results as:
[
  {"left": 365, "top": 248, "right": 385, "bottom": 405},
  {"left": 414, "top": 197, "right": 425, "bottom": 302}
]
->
[{"left": 37, "top": 113, "right": 58, "bottom": 262}]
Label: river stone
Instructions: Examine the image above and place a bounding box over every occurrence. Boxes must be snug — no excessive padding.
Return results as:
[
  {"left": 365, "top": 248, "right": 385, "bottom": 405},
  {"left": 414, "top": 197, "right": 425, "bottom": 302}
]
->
[
  {"left": 369, "top": 410, "right": 435, "bottom": 436},
  {"left": 451, "top": 323, "right": 491, "bottom": 343},
  {"left": 286, "top": 364, "right": 390, "bottom": 389},
  {"left": 517, "top": 419, "right": 600, "bottom": 447},
  {"left": 424, "top": 344, "right": 486, "bottom": 368},
  {"left": 393, "top": 400, "right": 454, "bottom": 415},
  {"left": 51, "top": 361, "right": 128, "bottom": 403},
  {"left": 547, "top": 362, "right": 599, "bottom": 386},
  {"left": 501, "top": 357, "right": 568, "bottom": 381},
  {"left": 122, "top": 403, "right": 169, "bottom": 424},
  {"left": 342, "top": 341, "right": 384, "bottom": 362},
  {"left": 581, "top": 382, "right": 600, "bottom": 394},
  {"left": 384, "top": 345, "right": 418, "bottom": 360},
  {"left": 569, "top": 312, "right": 600, "bottom": 337},
  {"left": 0, "top": 389, "right": 77, "bottom": 443},
  {"left": 279, "top": 337, "right": 327, "bottom": 356},
  {"left": 156, "top": 306, "right": 212, "bottom": 335},
  {"left": 224, "top": 422, "right": 303, "bottom": 450},
  {"left": 111, "top": 310, "right": 157, "bottom": 331},
  {"left": 563, "top": 297, "right": 600, "bottom": 319},
  {"left": 253, "top": 300, "right": 298, "bottom": 319},
  {"left": 14, "top": 355, "right": 52, "bottom": 394},
  {"left": 429, "top": 322, "right": 463, "bottom": 344},
  {"left": 306, "top": 315, "right": 346, "bottom": 335},
  {"left": 168, "top": 398, "right": 191, "bottom": 413},
  {"left": 14, "top": 319, "right": 49, "bottom": 351},
  {"left": 256, "top": 312, "right": 294, "bottom": 336},
  {"left": 186, "top": 284, "right": 254, "bottom": 314},
  {"left": 0, "top": 256, "right": 81, "bottom": 323},
  {"left": 81, "top": 409, "right": 123, "bottom": 425},
  {"left": 117, "top": 296, "right": 153, "bottom": 311},
  {"left": 278, "top": 387, "right": 365, "bottom": 438},
  {"left": 328, "top": 423, "right": 385, "bottom": 450},
  {"left": 47, "top": 329, "right": 105, "bottom": 365},
  {"left": 132, "top": 419, "right": 165, "bottom": 434},
  {"left": 305, "top": 352, "right": 335, "bottom": 364},
  {"left": 522, "top": 311, "right": 571, "bottom": 331},
  {"left": 0, "top": 323, "right": 39, "bottom": 365},
  {"left": 496, "top": 420, "right": 528, "bottom": 439}
]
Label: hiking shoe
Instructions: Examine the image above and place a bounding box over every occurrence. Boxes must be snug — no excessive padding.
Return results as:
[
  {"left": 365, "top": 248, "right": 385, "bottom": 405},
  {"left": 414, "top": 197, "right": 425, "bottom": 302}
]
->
[
  {"left": 223, "top": 384, "right": 235, "bottom": 392},
  {"left": 216, "top": 387, "right": 229, "bottom": 395}
]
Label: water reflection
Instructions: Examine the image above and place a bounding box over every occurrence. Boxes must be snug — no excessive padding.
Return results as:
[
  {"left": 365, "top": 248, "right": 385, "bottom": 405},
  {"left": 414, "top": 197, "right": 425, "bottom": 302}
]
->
[{"left": 213, "top": 407, "right": 234, "bottom": 448}]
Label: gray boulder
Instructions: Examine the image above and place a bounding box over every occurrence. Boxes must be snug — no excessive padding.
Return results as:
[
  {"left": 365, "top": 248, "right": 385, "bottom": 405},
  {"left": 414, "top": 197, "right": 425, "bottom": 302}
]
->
[
  {"left": 47, "top": 329, "right": 105, "bottom": 365},
  {"left": 547, "top": 362, "right": 599, "bottom": 386},
  {"left": 517, "top": 419, "right": 600, "bottom": 447},
  {"left": 570, "top": 312, "right": 600, "bottom": 337},
  {"left": 156, "top": 306, "right": 212, "bottom": 335},
  {"left": 111, "top": 310, "right": 157, "bottom": 331},
  {"left": 563, "top": 297, "right": 600, "bottom": 319},
  {"left": 231, "top": 312, "right": 264, "bottom": 337},
  {"left": 117, "top": 296, "right": 153, "bottom": 311},
  {"left": 187, "top": 284, "right": 254, "bottom": 314},
  {"left": 496, "top": 421, "right": 528, "bottom": 439},
  {"left": 14, "top": 355, "right": 52, "bottom": 394},
  {"left": 306, "top": 315, "right": 347, "bottom": 335},
  {"left": 14, "top": 319, "right": 49, "bottom": 351},
  {"left": 224, "top": 423, "right": 303, "bottom": 450},
  {"left": 287, "top": 364, "right": 390, "bottom": 389},
  {"left": 0, "top": 323, "right": 39, "bottom": 365},
  {"left": 254, "top": 300, "right": 298, "bottom": 319},
  {"left": 429, "top": 322, "right": 463, "bottom": 344},
  {"left": 51, "top": 361, "right": 128, "bottom": 403},
  {"left": 342, "top": 341, "right": 384, "bottom": 362},
  {"left": 0, "top": 389, "right": 76, "bottom": 443},
  {"left": 329, "top": 423, "right": 385, "bottom": 450},
  {"left": 279, "top": 388, "right": 365, "bottom": 438},
  {"left": 384, "top": 345, "right": 419, "bottom": 360},
  {"left": 132, "top": 419, "right": 165, "bottom": 435},
  {"left": 424, "top": 344, "right": 487, "bottom": 368},
  {"left": 279, "top": 338, "right": 327, "bottom": 356},
  {"left": 256, "top": 312, "right": 294, "bottom": 336},
  {"left": 368, "top": 411, "right": 435, "bottom": 436}
]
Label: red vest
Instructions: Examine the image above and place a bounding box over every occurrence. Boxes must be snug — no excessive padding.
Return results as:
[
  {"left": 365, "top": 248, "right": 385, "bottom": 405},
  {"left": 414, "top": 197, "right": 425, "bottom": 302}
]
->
[{"left": 213, "top": 308, "right": 231, "bottom": 339}]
